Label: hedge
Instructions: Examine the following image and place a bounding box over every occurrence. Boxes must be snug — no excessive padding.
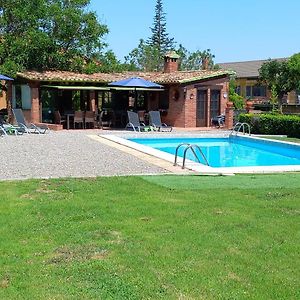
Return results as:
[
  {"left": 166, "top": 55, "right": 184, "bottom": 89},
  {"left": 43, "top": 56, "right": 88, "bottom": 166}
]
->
[{"left": 238, "top": 113, "right": 300, "bottom": 138}]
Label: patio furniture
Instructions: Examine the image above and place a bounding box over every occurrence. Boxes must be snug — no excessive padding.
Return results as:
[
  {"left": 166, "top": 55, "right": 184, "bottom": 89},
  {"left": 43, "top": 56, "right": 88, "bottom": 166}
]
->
[
  {"left": 211, "top": 114, "right": 225, "bottom": 128},
  {"left": 149, "top": 110, "right": 172, "bottom": 132},
  {"left": 12, "top": 108, "right": 49, "bottom": 134},
  {"left": 74, "top": 111, "right": 84, "bottom": 129},
  {"left": 84, "top": 111, "right": 95, "bottom": 129},
  {"left": 54, "top": 110, "right": 66, "bottom": 127},
  {"left": 0, "top": 115, "right": 24, "bottom": 135},
  {"left": 99, "top": 110, "right": 112, "bottom": 129},
  {"left": 126, "top": 111, "right": 148, "bottom": 132}
]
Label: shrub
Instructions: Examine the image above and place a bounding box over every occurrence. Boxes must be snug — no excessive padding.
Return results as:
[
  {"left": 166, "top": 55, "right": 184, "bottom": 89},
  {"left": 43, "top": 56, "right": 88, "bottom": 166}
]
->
[
  {"left": 238, "top": 113, "right": 300, "bottom": 138},
  {"left": 231, "top": 93, "right": 244, "bottom": 109}
]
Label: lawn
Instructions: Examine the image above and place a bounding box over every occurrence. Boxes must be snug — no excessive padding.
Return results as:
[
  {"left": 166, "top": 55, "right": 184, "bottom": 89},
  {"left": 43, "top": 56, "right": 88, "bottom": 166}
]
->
[{"left": 0, "top": 174, "right": 299, "bottom": 299}]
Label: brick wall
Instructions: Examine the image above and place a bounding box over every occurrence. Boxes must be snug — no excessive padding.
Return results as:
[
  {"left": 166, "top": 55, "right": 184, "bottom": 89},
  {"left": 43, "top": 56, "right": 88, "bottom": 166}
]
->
[
  {"left": 184, "top": 86, "right": 197, "bottom": 127},
  {"left": 165, "top": 77, "right": 229, "bottom": 128},
  {"left": 164, "top": 85, "right": 185, "bottom": 127},
  {"left": 30, "top": 84, "right": 40, "bottom": 123}
]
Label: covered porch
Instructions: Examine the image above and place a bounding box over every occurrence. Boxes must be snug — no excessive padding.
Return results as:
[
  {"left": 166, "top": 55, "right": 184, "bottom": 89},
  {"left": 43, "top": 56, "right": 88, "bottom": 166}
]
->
[{"left": 10, "top": 68, "right": 232, "bottom": 130}]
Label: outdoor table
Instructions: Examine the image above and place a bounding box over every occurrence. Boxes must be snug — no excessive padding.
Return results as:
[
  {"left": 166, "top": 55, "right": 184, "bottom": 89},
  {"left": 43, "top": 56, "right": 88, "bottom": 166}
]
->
[{"left": 65, "top": 113, "right": 74, "bottom": 130}]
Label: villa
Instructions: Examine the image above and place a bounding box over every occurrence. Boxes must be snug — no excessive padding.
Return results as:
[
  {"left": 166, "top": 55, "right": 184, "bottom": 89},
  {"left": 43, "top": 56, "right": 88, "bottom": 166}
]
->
[{"left": 5, "top": 52, "right": 233, "bottom": 129}]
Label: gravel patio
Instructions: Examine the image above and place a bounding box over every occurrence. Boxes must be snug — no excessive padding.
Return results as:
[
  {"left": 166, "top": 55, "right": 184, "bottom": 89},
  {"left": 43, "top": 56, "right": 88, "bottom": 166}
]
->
[{"left": 0, "top": 128, "right": 226, "bottom": 181}]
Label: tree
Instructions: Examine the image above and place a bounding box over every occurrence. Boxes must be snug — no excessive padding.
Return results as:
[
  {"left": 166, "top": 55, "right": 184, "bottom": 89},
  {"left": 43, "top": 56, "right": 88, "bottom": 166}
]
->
[
  {"left": 288, "top": 53, "right": 300, "bottom": 91},
  {"left": 0, "top": 0, "right": 109, "bottom": 76},
  {"left": 147, "top": 0, "right": 175, "bottom": 54},
  {"left": 125, "top": 39, "right": 161, "bottom": 71},
  {"left": 259, "top": 59, "right": 293, "bottom": 111},
  {"left": 124, "top": 0, "right": 218, "bottom": 72},
  {"left": 128, "top": 0, "right": 176, "bottom": 71},
  {"left": 176, "top": 46, "right": 216, "bottom": 71},
  {"left": 229, "top": 79, "right": 244, "bottom": 109}
]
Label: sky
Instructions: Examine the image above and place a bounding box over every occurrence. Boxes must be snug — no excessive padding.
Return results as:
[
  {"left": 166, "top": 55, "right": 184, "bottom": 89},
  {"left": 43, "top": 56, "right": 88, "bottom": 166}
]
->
[{"left": 89, "top": 0, "right": 300, "bottom": 63}]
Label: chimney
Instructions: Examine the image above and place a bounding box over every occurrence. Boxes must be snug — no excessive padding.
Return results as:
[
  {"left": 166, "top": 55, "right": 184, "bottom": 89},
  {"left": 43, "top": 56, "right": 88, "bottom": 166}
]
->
[
  {"left": 201, "top": 57, "right": 209, "bottom": 70},
  {"left": 164, "top": 51, "right": 180, "bottom": 73}
]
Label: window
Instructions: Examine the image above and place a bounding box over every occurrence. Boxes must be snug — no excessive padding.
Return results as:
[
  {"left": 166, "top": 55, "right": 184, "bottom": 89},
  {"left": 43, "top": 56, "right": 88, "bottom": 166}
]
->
[
  {"left": 12, "top": 85, "right": 31, "bottom": 109},
  {"left": 246, "top": 86, "right": 252, "bottom": 97},
  {"left": 252, "top": 86, "right": 266, "bottom": 97},
  {"left": 246, "top": 85, "right": 267, "bottom": 97}
]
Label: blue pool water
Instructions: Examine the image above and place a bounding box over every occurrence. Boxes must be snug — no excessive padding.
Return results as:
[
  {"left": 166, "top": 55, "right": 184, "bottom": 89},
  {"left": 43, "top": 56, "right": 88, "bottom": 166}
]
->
[{"left": 128, "top": 136, "right": 300, "bottom": 167}]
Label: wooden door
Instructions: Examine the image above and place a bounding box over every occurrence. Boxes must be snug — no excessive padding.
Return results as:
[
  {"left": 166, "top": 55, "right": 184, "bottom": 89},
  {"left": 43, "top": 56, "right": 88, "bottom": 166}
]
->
[
  {"left": 210, "top": 90, "right": 220, "bottom": 119},
  {"left": 196, "top": 90, "right": 207, "bottom": 127}
]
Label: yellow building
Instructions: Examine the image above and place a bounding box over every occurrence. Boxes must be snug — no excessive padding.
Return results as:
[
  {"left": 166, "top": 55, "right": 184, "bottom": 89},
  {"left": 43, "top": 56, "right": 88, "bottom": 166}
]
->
[
  {"left": 219, "top": 58, "right": 299, "bottom": 105},
  {"left": 0, "top": 82, "right": 7, "bottom": 109}
]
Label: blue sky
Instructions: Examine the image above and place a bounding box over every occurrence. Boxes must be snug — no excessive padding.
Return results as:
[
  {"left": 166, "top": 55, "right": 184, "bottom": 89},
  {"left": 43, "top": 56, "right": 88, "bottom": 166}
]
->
[{"left": 89, "top": 0, "right": 300, "bottom": 63}]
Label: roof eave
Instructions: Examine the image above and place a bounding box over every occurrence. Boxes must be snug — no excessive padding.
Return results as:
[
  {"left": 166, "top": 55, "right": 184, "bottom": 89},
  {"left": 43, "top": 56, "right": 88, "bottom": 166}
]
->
[{"left": 178, "top": 71, "right": 233, "bottom": 84}]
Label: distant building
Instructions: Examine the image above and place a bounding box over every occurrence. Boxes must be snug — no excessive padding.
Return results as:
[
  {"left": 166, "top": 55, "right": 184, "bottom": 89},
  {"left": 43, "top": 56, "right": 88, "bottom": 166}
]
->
[{"left": 218, "top": 58, "right": 300, "bottom": 105}]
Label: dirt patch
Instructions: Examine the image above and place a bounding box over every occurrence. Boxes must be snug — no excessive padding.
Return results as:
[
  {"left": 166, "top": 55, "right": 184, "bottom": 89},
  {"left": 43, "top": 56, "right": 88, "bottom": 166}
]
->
[
  {"left": 47, "top": 245, "right": 109, "bottom": 264},
  {"left": 0, "top": 276, "right": 10, "bottom": 289}
]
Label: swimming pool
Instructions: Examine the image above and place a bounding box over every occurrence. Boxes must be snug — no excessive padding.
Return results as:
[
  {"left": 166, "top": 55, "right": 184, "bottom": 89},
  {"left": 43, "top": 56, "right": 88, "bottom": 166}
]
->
[
  {"left": 128, "top": 136, "right": 300, "bottom": 168},
  {"left": 101, "top": 134, "right": 300, "bottom": 174}
]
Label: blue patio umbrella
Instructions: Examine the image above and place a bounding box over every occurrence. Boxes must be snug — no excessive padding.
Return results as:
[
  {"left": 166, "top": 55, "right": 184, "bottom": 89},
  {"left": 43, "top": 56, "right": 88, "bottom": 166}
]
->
[
  {"left": 108, "top": 77, "right": 163, "bottom": 109},
  {"left": 108, "top": 77, "right": 163, "bottom": 89},
  {"left": 0, "top": 74, "right": 14, "bottom": 81}
]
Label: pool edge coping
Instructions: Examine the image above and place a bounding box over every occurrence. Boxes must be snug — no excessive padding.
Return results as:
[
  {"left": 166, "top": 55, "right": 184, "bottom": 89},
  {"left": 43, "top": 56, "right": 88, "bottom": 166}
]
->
[{"left": 99, "top": 134, "right": 300, "bottom": 175}]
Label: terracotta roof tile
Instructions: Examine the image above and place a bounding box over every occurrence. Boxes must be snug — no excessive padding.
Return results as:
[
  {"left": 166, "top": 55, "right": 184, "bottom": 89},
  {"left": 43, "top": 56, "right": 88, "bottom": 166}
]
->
[{"left": 16, "top": 69, "right": 232, "bottom": 85}]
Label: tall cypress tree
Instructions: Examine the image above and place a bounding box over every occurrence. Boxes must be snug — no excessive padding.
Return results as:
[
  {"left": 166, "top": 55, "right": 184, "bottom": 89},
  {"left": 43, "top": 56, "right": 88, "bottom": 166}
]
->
[{"left": 147, "top": 0, "right": 175, "bottom": 66}]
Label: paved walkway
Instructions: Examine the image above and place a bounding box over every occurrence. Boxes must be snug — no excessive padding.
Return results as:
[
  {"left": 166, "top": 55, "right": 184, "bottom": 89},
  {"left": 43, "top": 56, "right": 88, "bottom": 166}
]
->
[{"left": 0, "top": 128, "right": 227, "bottom": 181}]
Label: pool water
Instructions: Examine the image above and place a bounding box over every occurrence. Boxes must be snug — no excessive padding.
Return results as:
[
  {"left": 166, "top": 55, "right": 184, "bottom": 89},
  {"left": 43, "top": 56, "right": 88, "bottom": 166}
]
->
[{"left": 129, "top": 136, "right": 300, "bottom": 167}]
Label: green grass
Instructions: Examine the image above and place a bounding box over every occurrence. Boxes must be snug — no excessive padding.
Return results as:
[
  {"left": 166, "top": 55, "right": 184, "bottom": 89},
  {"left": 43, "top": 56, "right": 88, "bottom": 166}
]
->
[{"left": 0, "top": 174, "right": 300, "bottom": 299}]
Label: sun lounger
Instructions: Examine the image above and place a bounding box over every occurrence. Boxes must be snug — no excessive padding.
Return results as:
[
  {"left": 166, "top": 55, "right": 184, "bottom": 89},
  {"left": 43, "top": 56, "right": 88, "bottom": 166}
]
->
[
  {"left": 12, "top": 108, "right": 49, "bottom": 134},
  {"left": 149, "top": 110, "right": 172, "bottom": 132},
  {"left": 126, "top": 111, "right": 149, "bottom": 132},
  {"left": 0, "top": 115, "right": 24, "bottom": 135}
]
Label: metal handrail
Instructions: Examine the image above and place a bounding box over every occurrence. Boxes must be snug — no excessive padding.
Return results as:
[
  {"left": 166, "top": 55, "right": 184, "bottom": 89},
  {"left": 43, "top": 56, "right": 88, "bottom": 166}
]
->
[
  {"left": 174, "top": 143, "right": 192, "bottom": 166},
  {"left": 230, "top": 122, "right": 251, "bottom": 136},
  {"left": 174, "top": 143, "right": 209, "bottom": 169},
  {"left": 182, "top": 145, "right": 209, "bottom": 169}
]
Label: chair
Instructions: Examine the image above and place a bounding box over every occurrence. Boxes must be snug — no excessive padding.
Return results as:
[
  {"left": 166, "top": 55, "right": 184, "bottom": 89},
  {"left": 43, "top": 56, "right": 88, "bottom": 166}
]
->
[
  {"left": 0, "top": 115, "right": 23, "bottom": 135},
  {"left": 12, "top": 108, "right": 48, "bottom": 134},
  {"left": 54, "top": 111, "right": 66, "bottom": 127},
  {"left": 211, "top": 114, "right": 225, "bottom": 128},
  {"left": 149, "top": 110, "right": 172, "bottom": 132},
  {"left": 74, "top": 111, "right": 84, "bottom": 129},
  {"left": 99, "top": 110, "right": 112, "bottom": 129},
  {"left": 84, "top": 111, "right": 95, "bottom": 129},
  {"left": 126, "top": 111, "right": 148, "bottom": 132}
]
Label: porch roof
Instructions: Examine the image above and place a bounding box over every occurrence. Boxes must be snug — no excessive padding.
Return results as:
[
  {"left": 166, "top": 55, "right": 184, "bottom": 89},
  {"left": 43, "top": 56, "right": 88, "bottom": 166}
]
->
[
  {"left": 17, "top": 69, "right": 232, "bottom": 85},
  {"left": 41, "top": 85, "right": 164, "bottom": 92},
  {"left": 41, "top": 85, "right": 110, "bottom": 90}
]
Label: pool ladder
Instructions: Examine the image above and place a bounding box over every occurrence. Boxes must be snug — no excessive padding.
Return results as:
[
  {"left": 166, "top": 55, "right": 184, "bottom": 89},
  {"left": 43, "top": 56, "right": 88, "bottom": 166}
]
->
[
  {"left": 174, "top": 143, "right": 209, "bottom": 169},
  {"left": 230, "top": 122, "right": 251, "bottom": 136}
]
